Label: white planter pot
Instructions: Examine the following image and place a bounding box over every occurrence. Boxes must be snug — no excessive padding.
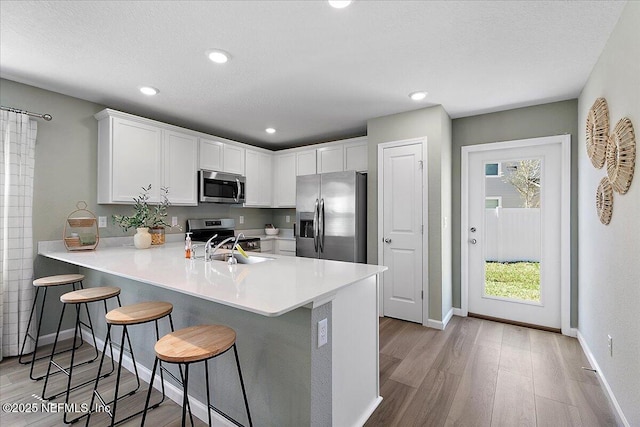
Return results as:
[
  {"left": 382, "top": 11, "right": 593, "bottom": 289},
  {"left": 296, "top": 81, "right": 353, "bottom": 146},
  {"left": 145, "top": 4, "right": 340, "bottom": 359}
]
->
[{"left": 133, "top": 227, "right": 152, "bottom": 249}]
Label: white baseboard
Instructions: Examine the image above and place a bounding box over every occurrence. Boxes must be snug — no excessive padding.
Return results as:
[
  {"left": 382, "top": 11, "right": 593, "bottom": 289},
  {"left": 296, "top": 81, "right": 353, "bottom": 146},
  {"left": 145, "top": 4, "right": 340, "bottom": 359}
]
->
[
  {"left": 38, "top": 328, "right": 77, "bottom": 346},
  {"left": 426, "top": 308, "right": 454, "bottom": 330},
  {"left": 354, "top": 396, "right": 383, "bottom": 427},
  {"left": 452, "top": 308, "right": 466, "bottom": 317},
  {"left": 567, "top": 327, "right": 578, "bottom": 338},
  {"left": 80, "top": 329, "right": 233, "bottom": 426},
  {"left": 576, "top": 330, "right": 629, "bottom": 427}
]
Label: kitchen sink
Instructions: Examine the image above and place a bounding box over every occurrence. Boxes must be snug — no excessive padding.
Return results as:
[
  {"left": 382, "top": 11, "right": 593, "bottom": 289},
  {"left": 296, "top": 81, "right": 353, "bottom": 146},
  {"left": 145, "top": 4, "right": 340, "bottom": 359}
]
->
[{"left": 208, "top": 253, "right": 274, "bottom": 264}]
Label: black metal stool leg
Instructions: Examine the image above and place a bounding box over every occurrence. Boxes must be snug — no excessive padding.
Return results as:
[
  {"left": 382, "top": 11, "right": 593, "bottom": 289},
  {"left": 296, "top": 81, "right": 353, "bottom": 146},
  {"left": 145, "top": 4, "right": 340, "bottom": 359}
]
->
[
  {"left": 182, "top": 364, "right": 190, "bottom": 427},
  {"left": 234, "top": 344, "right": 253, "bottom": 427},
  {"left": 41, "top": 302, "right": 66, "bottom": 399},
  {"left": 141, "top": 357, "right": 160, "bottom": 427},
  {"left": 18, "top": 287, "right": 40, "bottom": 366},
  {"left": 62, "top": 305, "right": 83, "bottom": 423},
  {"left": 205, "top": 361, "right": 212, "bottom": 427}
]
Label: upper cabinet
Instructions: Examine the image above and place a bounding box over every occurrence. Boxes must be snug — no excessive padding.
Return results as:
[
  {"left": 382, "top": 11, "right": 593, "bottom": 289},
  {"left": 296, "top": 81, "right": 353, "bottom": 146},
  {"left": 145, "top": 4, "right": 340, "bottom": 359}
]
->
[
  {"left": 316, "top": 145, "right": 344, "bottom": 174},
  {"left": 296, "top": 150, "right": 317, "bottom": 176},
  {"left": 245, "top": 149, "right": 273, "bottom": 207},
  {"left": 344, "top": 140, "right": 368, "bottom": 172},
  {"left": 199, "top": 138, "right": 223, "bottom": 171},
  {"left": 317, "top": 137, "right": 368, "bottom": 174},
  {"left": 95, "top": 110, "right": 197, "bottom": 205},
  {"left": 199, "top": 138, "right": 245, "bottom": 175},
  {"left": 273, "top": 153, "right": 296, "bottom": 207}
]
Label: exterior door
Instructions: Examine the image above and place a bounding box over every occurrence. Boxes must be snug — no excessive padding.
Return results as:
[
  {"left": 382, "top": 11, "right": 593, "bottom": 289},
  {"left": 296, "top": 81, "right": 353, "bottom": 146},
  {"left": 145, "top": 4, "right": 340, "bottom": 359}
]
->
[
  {"left": 381, "top": 143, "right": 423, "bottom": 323},
  {"left": 466, "top": 141, "right": 563, "bottom": 329}
]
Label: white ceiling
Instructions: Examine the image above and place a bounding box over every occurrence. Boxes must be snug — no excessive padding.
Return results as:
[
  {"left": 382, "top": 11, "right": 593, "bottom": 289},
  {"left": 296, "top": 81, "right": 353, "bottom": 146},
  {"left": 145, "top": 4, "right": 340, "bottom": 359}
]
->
[{"left": 0, "top": 0, "right": 626, "bottom": 149}]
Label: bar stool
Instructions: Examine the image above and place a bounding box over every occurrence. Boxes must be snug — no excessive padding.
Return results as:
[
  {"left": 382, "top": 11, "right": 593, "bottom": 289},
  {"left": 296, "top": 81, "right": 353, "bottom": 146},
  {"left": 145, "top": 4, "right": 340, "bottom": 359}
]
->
[
  {"left": 19, "top": 274, "right": 86, "bottom": 380},
  {"left": 86, "top": 301, "right": 190, "bottom": 427},
  {"left": 141, "top": 324, "right": 252, "bottom": 427},
  {"left": 42, "top": 286, "right": 122, "bottom": 424}
]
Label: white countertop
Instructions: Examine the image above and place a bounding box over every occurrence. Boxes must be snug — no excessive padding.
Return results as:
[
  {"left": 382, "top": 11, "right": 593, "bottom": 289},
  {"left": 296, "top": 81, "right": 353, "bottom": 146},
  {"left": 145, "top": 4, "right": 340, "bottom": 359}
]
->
[{"left": 39, "top": 242, "right": 385, "bottom": 317}]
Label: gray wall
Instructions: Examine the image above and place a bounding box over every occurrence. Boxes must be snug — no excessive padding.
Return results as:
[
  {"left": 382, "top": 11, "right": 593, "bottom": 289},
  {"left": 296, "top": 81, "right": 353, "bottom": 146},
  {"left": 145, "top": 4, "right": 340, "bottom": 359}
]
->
[
  {"left": 451, "top": 100, "right": 579, "bottom": 326},
  {"left": 0, "top": 78, "right": 275, "bottom": 246},
  {"left": 577, "top": 1, "right": 640, "bottom": 424},
  {"left": 0, "top": 78, "right": 273, "bottom": 334},
  {"left": 367, "top": 106, "right": 452, "bottom": 322}
]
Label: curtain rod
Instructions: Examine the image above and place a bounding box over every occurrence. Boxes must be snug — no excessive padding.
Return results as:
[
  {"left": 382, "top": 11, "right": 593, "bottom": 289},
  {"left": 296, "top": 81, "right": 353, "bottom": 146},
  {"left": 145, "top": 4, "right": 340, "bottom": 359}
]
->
[{"left": 1, "top": 105, "right": 53, "bottom": 121}]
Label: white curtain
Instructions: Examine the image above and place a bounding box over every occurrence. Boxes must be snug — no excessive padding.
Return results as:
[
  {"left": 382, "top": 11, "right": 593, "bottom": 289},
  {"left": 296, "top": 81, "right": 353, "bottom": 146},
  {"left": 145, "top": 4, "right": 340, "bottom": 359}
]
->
[{"left": 0, "top": 111, "right": 37, "bottom": 361}]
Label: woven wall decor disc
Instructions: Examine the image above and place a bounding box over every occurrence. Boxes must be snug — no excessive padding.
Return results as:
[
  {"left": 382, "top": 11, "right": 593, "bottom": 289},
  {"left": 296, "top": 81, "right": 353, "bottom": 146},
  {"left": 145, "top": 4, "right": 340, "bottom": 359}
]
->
[
  {"left": 586, "top": 97, "right": 610, "bottom": 169},
  {"left": 606, "top": 117, "right": 636, "bottom": 194},
  {"left": 596, "top": 177, "right": 614, "bottom": 225}
]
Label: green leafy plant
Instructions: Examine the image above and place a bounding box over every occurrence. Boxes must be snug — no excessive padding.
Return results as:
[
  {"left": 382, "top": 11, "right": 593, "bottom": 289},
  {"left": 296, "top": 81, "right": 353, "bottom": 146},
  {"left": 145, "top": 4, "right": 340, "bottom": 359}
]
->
[{"left": 112, "top": 185, "right": 172, "bottom": 232}]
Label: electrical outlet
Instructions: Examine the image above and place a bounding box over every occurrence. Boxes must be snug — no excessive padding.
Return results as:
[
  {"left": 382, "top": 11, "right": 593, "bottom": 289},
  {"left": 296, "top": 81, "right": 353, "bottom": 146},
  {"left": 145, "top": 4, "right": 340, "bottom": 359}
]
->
[
  {"left": 171, "top": 216, "right": 178, "bottom": 227},
  {"left": 98, "top": 216, "right": 107, "bottom": 228},
  {"left": 318, "top": 318, "right": 328, "bottom": 348},
  {"left": 608, "top": 335, "right": 613, "bottom": 357},
  {"left": 239, "top": 215, "right": 244, "bottom": 224},
  {"left": 286, "top": 215, "right": 290, "bottom": 223}
]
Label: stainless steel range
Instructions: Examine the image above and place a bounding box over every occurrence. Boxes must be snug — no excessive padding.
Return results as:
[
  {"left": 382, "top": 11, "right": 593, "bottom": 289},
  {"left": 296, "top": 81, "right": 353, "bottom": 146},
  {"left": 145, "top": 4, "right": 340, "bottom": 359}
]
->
[{"left": 186, "top": 218, "right": 261, "bottom": 252}]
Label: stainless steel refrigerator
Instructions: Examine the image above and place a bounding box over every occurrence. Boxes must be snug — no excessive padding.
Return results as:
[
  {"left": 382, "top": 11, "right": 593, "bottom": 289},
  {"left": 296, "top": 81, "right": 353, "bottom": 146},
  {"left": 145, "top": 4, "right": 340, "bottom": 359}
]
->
[{"left": 296, "top": 171, "right": 366, "bottom": 262}]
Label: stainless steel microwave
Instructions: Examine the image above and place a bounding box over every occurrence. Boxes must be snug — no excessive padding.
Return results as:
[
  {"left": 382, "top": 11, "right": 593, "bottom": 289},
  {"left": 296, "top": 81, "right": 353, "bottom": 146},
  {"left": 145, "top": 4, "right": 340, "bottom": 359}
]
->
[{"left": 199, "top": 171, "right": 245, "bottom": 204}]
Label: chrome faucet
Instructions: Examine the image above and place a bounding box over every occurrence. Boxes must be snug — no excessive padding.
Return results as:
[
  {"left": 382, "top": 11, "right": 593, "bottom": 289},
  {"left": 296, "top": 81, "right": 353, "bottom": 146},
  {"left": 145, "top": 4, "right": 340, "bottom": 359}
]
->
[
  {"left": 203, "top": 234, "right": 218, "bottom": 261},
  {"left": 227, "top": 233, "right": 245, "bottom": 265},
  {"left": 206, "top": 236, "right": 236, "bottom": 261}
]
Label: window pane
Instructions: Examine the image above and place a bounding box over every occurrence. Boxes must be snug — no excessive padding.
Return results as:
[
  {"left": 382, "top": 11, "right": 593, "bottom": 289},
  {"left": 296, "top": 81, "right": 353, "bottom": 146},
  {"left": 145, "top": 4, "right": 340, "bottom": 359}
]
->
[
  {"left": 485, "top": 163, "right": 499, "bottom": 176},
  {"left": 485, "top": 198, "right": 500, "bottom": 209}
]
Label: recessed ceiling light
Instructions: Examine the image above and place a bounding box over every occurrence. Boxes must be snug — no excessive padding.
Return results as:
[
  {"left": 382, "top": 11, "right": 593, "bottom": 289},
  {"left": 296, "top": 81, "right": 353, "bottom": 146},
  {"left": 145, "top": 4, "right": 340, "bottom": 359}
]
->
[
  {"left": 328, "top": 0, "right": 352, "bottom": 8},
  {"left": 207, "top": 49, "right": 230, "bottom": 64},
  {"left": 139, "top": 86, "right": 159, "bottom": 96},
  {"left": 265, "top": 128, "right": 276, "bottom": 134},
  {"left": 409, "top": 91, "right": 428, "bottom": 101}
]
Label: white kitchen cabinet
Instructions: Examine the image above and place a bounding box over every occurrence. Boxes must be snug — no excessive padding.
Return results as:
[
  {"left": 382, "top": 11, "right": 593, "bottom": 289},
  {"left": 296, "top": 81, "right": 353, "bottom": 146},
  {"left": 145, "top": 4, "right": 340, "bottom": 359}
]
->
[
  {"left": 223, "top": 144, "right": 245, "bottom": 175},
  {"left": 260, "top": 239, "right": 274, "bottom": 254},
  {"left": 96, "top": 111, "right": 197, "bottom": 205},
  {"left": 200, "top": 139, "right": 245, "bottom": 175},
  {"left": 344, "top": 140, "right": 368, "bottom": 172},
  {"left": 199, "top": 138, "right": 223, "bottom": 171},
  {"left": 273, "top": 153, "right": 296, "bottom": 207},
  {"left": 316, "top": 145, "right": 344, "bottom": 174},
  {"left": 164, "top": 130, "right": 198, "bottom": 205},
  {"left": 245, "top": 149, "right": 273, "bottom": 207},
  {"left": 276, "top": 239, "right": 296, "bottom": 256},
  {"left": 296, "top": 150, "right": 316, "bottom": 176}
]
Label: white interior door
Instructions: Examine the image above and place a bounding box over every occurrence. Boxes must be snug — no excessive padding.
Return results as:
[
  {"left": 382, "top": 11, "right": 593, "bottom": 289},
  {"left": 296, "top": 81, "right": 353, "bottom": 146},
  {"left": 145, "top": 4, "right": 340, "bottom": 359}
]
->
[
  {"left": 381, "top": 143, "right": 423, "bottom": 323},
  {"left": 466, "top": 141, "right": 563, "bottom": 329}
]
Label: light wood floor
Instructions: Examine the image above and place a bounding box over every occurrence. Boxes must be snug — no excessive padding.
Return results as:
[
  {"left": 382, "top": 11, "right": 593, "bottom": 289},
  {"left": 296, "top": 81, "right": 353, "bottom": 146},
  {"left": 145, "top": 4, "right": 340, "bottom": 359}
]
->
[
  {"left": 1, "top": 318, "right": 620, "bottom": 427},
  {"left": 0, "top": 339, "right": 206, "bottom": 426},
  {"left": 366, "top": 316, "right": 619, "bottom": 427}
]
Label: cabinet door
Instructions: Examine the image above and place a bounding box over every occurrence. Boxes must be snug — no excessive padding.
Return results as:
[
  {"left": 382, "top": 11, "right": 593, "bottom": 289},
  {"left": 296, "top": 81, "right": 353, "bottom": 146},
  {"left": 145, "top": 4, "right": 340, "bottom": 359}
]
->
[
  {"left": 245, "top": 150, "right": 273, "bottom": 207},
  {"left": 164, "top": 130, "right": 198, "bottom": 205},
  {"left": 273, "top": 153, "right": 296, "bottom": 207},
  {"left": 317, "top": 145, "right": 344, "bottom": 174},
  {"left": 112, "top": 118, "right": 162, "bottom": 202},
  {"left": 344, "top": 141, "right": 368, "bottom": 171},
  {"left": 199, "top": 138, "right": 223, "bottom": 171},
  {"left": 296, "top": 150, "right": 316, "bottom": 176},
  {"left": 224, "top": 144, "right": 245, "bottom": 175}
]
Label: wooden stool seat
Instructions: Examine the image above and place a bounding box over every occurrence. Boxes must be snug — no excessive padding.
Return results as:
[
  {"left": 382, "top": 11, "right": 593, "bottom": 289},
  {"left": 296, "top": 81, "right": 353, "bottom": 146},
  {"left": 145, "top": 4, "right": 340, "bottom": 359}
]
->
[
  {"left": 106, "top": 301, "right": 173, "bottom": 325},
  {"left": 154, "top": 325, "right": 236, "bottom": 363},
  {"left": 60, "top": 286, "right": 121, "bottom": 304},
  {"left": 34, "top": 274, "right": 84, "bottom": 287}
]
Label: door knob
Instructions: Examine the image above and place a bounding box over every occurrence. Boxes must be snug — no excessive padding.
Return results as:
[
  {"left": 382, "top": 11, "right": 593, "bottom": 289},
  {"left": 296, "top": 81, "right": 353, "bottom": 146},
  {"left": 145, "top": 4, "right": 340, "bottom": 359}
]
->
[
  {"left": 384, "top": 238, "right": 392, "bottom": 243},
  {"left": 469, "top": 238, "right": 477, "bottom": 244},
  {"left": 470, "top": 227, "right": 476, "bottom": 233}
]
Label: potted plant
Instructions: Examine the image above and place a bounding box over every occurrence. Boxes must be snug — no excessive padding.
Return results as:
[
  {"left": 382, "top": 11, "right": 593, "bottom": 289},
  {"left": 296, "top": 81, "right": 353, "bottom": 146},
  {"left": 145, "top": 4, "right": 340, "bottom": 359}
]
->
[{"left": 113, "top": 185, "right": 173, "bottom": 248}]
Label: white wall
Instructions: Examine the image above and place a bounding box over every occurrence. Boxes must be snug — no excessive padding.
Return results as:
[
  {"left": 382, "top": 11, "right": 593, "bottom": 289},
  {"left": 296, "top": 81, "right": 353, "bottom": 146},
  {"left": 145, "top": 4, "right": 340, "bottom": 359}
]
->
[{"left": 577, "top": 2, "right": 640, "bottom": 425}]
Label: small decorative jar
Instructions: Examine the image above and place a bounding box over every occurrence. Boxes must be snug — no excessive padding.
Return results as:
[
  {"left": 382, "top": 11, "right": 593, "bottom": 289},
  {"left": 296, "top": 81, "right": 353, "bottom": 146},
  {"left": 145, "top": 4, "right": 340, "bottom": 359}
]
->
[
  {"left": 149, "top": 226, "right": 166, "bottom": 245},
  {"left": 134, "top": 227, "right": 152, "bottom": 249}
]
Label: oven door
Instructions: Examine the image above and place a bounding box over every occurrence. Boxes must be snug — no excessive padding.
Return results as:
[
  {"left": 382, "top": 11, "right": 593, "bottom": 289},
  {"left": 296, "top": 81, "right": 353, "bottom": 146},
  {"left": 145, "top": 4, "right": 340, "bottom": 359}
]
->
[{"left": 199, "top": 171, "right": 245, "bottom": 203}]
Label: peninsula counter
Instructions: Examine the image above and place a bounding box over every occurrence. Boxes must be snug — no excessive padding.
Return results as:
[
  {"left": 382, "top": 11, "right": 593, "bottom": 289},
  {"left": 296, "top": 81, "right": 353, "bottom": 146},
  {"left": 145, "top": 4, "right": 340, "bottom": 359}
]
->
[{"left": 39, "top": 241, "right": 386, "bottom": 427}]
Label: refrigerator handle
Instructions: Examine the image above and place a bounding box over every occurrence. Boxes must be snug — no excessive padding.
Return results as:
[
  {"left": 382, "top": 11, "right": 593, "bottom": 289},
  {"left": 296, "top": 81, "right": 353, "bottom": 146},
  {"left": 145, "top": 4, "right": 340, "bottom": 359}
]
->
[
  {"left": 313, "top": 199, "right": 319, "bottom": 252},
  {"left": 319, "top": 198, "right": 325, "bottom": 252}
]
